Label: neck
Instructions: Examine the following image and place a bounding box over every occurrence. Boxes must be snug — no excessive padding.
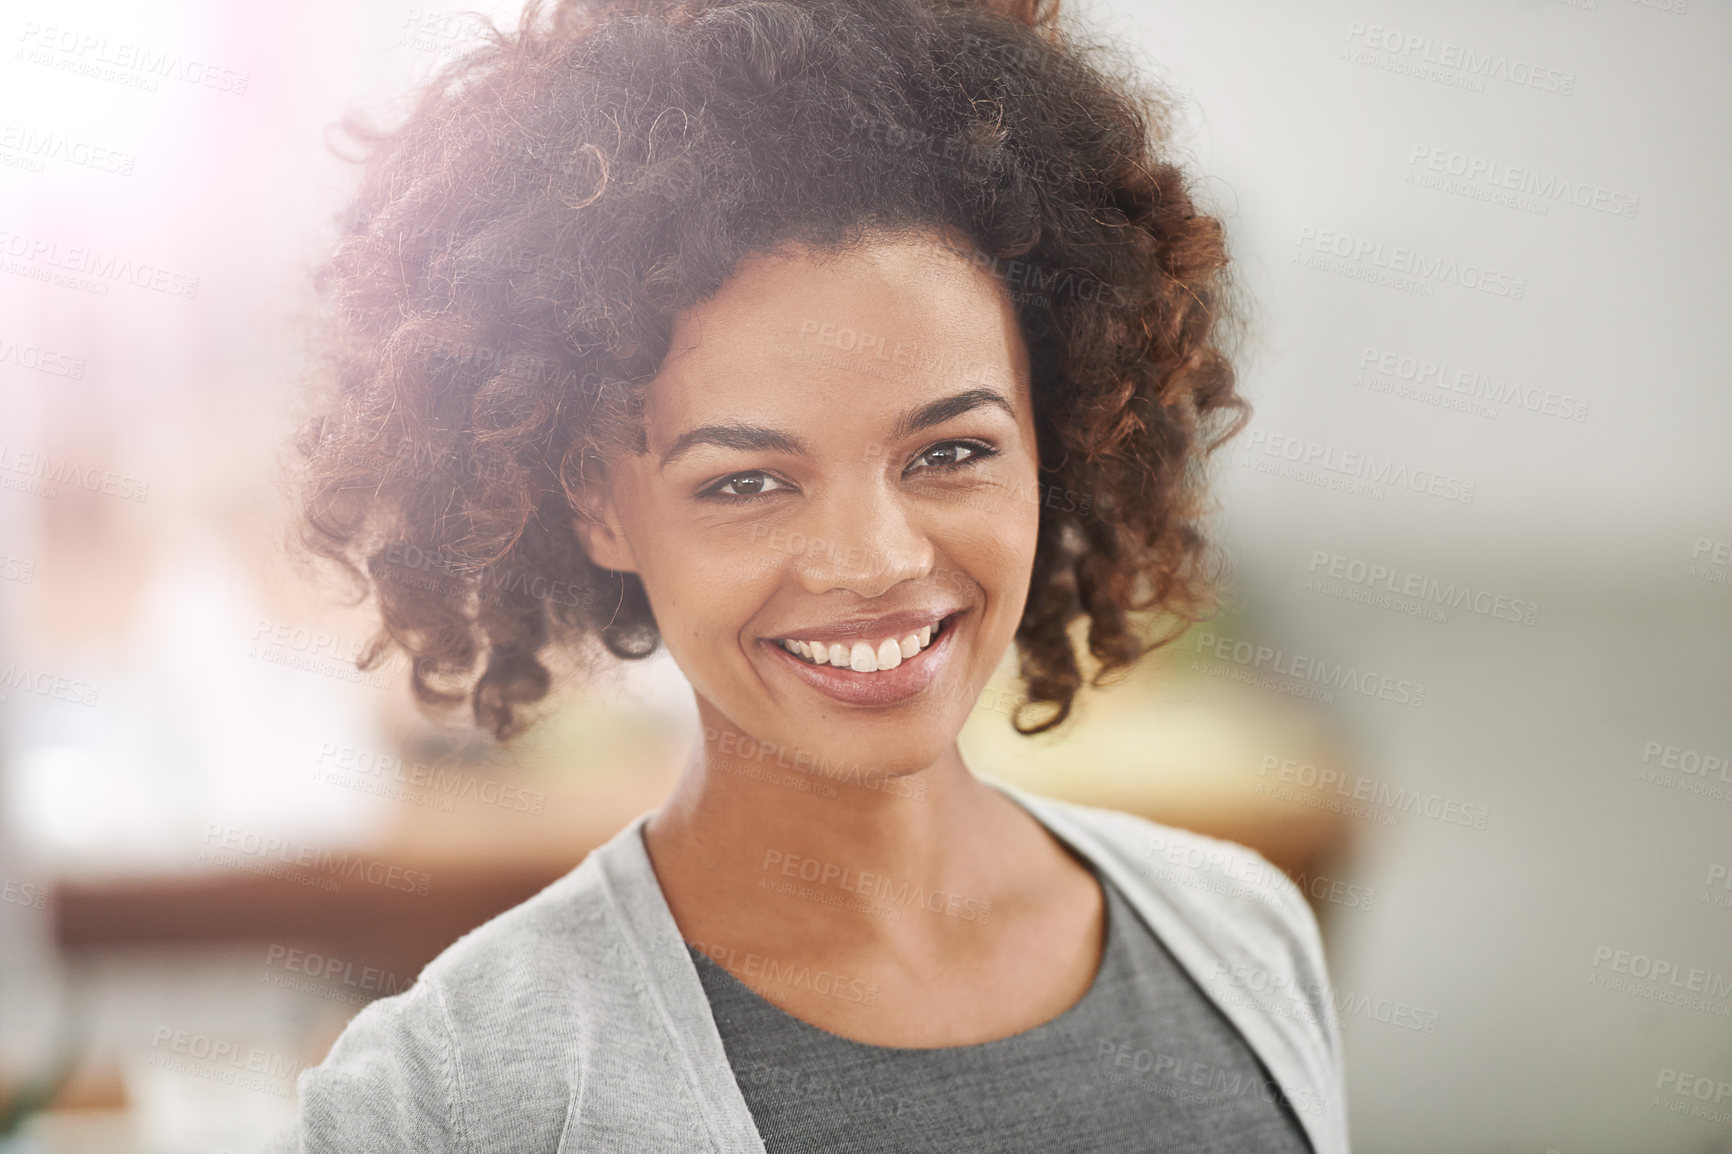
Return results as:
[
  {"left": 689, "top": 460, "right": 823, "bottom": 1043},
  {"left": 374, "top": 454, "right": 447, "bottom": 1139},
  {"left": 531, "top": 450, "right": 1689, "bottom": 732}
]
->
[{"left": 642, "top": 704, "right": 1033, "bottom": 949}]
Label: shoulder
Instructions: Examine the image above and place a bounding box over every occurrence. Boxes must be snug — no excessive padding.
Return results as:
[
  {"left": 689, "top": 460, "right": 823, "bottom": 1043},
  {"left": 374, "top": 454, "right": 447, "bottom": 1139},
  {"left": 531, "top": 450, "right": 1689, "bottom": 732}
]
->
[
  {"left": 271, "top": 849, "right": 626, "bottom": 1152},
  {"left": 418, "top": 850, "right": 621, "bottom": 1008},
  {"left": 267, "top": 970, "right": 469, "bottom": 1151},
  {"left": 1037, "top": 793, "right": 1334, "bottom": 1009},
  {"left": 1014, "top": 789, "right": 1350, "bottom": 1148},
  {"left": 1017, "top": 790, "right": 1320, "bottom": 955}
]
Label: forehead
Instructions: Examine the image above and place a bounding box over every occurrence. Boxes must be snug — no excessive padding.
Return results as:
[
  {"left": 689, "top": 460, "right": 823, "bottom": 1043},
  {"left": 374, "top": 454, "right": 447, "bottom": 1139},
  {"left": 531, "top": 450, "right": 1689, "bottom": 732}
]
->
[{"left": 644, "top": 234, "right": 1031, "bottom": 436}]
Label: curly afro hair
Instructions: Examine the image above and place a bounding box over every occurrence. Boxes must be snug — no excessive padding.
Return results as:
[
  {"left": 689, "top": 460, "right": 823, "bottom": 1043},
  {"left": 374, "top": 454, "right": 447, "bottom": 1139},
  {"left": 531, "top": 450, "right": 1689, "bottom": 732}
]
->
[{"left": 295, "top": 0, "right": 1249, "bottom": 742}]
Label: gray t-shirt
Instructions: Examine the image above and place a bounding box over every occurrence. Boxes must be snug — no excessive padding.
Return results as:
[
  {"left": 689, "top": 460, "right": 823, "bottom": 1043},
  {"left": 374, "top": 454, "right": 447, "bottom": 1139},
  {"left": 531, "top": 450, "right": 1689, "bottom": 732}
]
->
[
  {"left": 687, "top": 867, "right": 1316, "bottom": 1153},
  {"left": 265, "top": 791, "right": 1348, "bottom": 1152}
]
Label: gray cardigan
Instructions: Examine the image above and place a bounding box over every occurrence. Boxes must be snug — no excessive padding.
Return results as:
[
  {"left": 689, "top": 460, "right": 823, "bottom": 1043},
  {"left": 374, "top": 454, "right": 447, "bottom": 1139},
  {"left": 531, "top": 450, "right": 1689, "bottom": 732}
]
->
[{"left": 264, "top": 780, "right": 1350, "bottom": 1152}]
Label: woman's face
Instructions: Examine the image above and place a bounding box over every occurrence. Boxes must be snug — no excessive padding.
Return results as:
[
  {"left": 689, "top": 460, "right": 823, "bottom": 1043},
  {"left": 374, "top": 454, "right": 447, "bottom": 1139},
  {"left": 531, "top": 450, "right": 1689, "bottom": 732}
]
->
[{"left": 576, "top": 231, "right": 1042, "bottom": 779}]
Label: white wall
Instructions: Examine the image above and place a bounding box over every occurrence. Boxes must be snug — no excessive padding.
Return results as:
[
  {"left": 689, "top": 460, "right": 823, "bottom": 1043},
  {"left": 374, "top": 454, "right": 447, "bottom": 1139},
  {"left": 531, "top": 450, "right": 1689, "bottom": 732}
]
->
[{"left": 1085, "top": 0, "right": 1732, "bottom": 1148}]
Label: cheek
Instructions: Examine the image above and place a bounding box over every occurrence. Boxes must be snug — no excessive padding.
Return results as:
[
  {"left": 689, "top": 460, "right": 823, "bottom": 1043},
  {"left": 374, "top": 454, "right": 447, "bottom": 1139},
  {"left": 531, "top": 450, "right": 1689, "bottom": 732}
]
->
[
  {"left": 943, "top": 492, "right": 1041, "bottom": 605},
  {"left": 630, "top": 499, "right": 783, "bottom": 645},
  {"left": 983, "top": 523, "right": 1040, "bottom": 599}
]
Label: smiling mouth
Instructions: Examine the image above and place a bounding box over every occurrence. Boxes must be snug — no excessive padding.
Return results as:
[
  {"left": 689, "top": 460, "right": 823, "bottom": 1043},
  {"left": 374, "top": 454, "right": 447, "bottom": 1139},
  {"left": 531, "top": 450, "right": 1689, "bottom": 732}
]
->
[{"left": 774, "top": 615, "right": 952, "bottom": 674}]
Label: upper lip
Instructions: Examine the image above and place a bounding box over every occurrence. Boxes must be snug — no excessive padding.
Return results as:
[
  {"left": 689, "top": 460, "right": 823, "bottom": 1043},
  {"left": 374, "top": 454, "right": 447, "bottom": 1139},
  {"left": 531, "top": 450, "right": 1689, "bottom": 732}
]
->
[{"left": 766, "top": 607, "right": 964, "bottom": 645}]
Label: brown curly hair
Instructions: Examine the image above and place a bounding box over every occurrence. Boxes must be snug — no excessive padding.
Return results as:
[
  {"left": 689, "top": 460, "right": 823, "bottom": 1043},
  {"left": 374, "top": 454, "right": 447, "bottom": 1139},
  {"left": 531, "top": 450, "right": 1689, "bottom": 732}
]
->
[{"left": 294, "top": 0, "right": 1249, "bottom": 742}]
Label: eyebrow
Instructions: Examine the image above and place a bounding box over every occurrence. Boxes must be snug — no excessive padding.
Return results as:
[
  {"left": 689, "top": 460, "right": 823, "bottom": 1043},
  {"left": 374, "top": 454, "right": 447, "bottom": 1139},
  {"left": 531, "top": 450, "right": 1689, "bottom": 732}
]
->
[{"left": 657, "top": 386, "right": 1017, "bottom": 470}]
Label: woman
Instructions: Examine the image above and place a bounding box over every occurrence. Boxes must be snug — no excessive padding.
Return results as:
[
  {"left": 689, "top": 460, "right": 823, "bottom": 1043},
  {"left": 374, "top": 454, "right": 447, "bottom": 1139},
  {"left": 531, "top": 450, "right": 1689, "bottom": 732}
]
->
[{"left": 276, "top": 0, "right": 1348, "bottom": 1148}]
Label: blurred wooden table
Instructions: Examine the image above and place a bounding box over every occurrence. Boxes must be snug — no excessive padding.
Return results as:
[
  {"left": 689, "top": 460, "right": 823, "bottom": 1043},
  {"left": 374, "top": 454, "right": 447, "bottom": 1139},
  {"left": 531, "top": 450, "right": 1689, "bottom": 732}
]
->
[{"left": 55, "top": 642, "right": 1361, "bottom": 1005}]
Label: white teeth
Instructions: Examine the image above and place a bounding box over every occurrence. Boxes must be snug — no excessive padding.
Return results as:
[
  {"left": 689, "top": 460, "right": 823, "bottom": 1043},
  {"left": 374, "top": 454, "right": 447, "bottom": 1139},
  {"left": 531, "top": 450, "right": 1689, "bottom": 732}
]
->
[{"left": 778, "top": 619, "right": 948, "bottom": 672}]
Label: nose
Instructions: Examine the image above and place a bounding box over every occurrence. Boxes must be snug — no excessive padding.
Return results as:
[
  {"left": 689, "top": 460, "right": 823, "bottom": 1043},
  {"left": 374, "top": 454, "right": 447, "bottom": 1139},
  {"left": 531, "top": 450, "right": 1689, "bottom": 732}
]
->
[{"left": 790, "top": 475, "right": 933, "bottom": 598}]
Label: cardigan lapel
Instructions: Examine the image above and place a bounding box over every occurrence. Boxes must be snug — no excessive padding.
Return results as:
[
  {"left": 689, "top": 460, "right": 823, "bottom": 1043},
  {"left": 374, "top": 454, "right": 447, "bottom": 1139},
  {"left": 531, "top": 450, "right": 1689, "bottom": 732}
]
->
[
  {"left": 575, "top": 787, "right": 1341, "bottom": 1154},
  {"left": 987, "top": 779, "right": 1342, "bottom": 1154},
  {"left": 579, "top": 813, "right": 769, "bottom": 1153}
]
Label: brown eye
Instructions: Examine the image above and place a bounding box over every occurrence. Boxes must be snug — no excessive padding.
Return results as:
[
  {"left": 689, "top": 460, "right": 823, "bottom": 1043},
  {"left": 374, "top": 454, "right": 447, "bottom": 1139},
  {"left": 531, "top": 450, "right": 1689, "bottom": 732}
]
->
[
  {"left": 723, "top": 474, "right": 766, "bottom": 495},
  {"left": 907, "top": 440, "right": 997, "bottom": 475},
  {"left": 705, "top": 472, "right": 791, "bottom": 500},
  {"left": 923, "top": 445, "right": 964, "bottom": 468}
]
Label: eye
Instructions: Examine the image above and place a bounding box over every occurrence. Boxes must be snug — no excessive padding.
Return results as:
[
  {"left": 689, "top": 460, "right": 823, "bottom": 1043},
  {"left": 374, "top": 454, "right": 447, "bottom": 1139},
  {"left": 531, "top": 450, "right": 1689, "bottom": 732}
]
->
[
  {"left": 906, "top": 439, "right": 999, "bottom": 475},
  {"left": 701, "top": 471, "right": 792, "bottom": 501}
]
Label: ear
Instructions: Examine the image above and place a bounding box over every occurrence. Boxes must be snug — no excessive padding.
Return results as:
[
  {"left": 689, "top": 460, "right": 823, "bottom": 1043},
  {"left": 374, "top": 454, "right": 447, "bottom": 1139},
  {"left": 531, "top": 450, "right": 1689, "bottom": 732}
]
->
[{"left": 570, "top": 474, "right": 641, "bottom": 576}]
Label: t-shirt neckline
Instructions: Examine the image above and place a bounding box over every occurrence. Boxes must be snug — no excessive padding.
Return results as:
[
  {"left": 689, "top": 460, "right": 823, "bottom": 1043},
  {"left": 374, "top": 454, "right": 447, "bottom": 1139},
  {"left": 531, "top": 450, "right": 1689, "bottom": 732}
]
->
[{"left": 683, "top": 865, "right": 1126, "bottom": 1055}]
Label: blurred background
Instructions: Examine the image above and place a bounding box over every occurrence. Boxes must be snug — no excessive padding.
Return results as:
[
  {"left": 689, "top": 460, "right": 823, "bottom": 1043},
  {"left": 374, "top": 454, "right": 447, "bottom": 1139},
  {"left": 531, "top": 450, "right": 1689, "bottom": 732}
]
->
[{"left": 0, "top": 0, "right": 1727, "bottom": 1150}]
